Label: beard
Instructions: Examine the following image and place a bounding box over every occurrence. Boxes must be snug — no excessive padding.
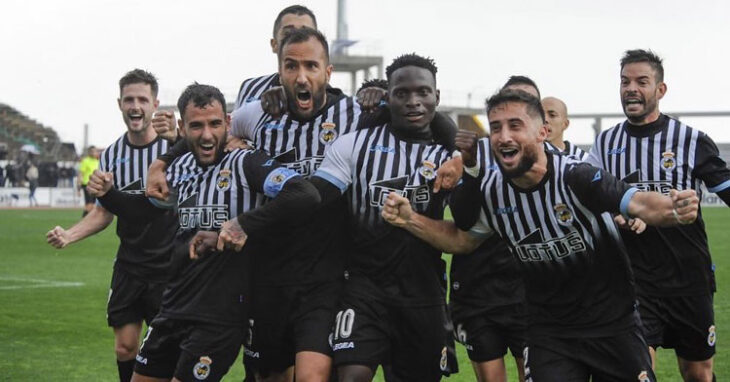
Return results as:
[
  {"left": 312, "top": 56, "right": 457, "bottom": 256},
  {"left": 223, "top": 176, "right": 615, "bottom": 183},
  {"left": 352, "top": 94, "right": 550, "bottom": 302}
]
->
[
  {"left": 622, "top": 97, "right": 658, "bottom": 125},
  {"left": 284, "top": 85, "right": 327, "bottom": 120},
  {"left": 187, "top": 134, "right": 227, "bottom": 166},
  {"left": 496, "top": 144, "right": 538, "bottom": 179}
]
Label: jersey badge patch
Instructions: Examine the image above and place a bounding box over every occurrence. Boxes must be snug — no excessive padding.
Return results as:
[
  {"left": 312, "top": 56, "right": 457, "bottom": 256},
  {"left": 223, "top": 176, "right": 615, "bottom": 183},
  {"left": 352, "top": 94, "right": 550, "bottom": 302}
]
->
[
  {"left": 661, "top": 151, "right": 676, "bottom": 170},
  {"left": 708, "top": 325, "right": 716, "bottom": 346},
  {"left": 418, "top": 160, "right": 437, "bottom": 180},
  {"left": 553, "top": 204, "right": 574, "bottom": 226},
  {"left": 637, "top": 370, "right": 650, "bottom": 382},
  {"left": 319, "top": 122, "right": 338, "bottom": 144},
  {"left": 439, "top": 346, "right": 448, "bottom": 371},
  {"left": 193, "top": 356, "right": 212, "bottom": 380},
  {"left": 216, "top": 169, "right": 231, "bottom": 192}
]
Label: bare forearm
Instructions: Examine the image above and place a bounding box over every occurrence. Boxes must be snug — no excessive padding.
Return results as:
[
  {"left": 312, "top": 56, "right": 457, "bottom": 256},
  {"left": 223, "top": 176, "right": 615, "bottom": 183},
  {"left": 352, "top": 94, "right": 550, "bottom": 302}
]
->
[
  {"left": 403, "top": 213, "right": 481, "bottom": 254},
  {"left": 66, "top": 206, "right": 114, "bottom": 243}
]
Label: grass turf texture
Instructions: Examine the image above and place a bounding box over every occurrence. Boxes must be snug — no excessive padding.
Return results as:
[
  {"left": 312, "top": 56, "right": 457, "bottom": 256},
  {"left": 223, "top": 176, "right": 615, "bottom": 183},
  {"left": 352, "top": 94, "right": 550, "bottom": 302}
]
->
[{"left": 1, "top": 208, "right": 728, "bottom": 381}]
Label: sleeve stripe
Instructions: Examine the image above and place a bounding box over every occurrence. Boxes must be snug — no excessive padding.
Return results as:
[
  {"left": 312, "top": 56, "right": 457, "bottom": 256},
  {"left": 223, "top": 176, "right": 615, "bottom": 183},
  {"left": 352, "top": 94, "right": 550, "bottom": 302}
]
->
[
  {"left": 313, "top": 170, "right": 348, "bottom": 193},
  {"left": 620, "top": 187, "right": 640, "bottom": 218},
  {"left": 708, "top": 179, "right": 730, "bottom": 193}
]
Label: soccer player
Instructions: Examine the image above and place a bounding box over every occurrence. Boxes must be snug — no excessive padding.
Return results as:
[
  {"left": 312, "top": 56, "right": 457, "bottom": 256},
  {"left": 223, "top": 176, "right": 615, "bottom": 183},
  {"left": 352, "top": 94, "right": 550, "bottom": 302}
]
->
[
  {"left": 78, "top": 145, "right": 100, "bottom": 216},
  {"left": 45, "top": 69, "right": 178, "bottom": 382},
  {"left": 89, "top": 83, "right": 320, "bottom": 382},
  {"left": 310, "top": 53, "right": 454, "bottom": 381},
  {"left": 382, "top": 88, "right": 701, "bottom": 381},
  {"left": 234, "top": 5, "right": 317, "bottom": 108},
  {"left": 542, "top": 96, "right": 588, "bottom": 160},
  {"left": 587, "top": 49, "right": 730, "bottom": 381}
]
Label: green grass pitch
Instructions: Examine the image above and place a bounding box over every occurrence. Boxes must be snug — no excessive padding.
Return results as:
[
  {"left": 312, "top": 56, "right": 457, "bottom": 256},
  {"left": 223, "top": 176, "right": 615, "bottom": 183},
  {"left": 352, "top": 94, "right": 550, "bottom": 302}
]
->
[{"left": 1, "top": 208, "right": 729, "bottom": 381}]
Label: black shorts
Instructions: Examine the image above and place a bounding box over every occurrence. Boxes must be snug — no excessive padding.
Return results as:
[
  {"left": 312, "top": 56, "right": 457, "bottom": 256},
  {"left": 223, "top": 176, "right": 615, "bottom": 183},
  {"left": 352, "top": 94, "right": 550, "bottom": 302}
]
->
[
  {"left": 243, "top": 281, "right": 340, "bottom": 376},
  {"left": 331, "top": 291, "right": 451, "bottom": 381},
  {"left": 134, "top": 317, "right": 243, "bottom": 382},
  {"left": 638, "top": 293, "right": 715, "bottom": 361},
  {"left": 451, "top": 302, "right": 526, "bottom": 362},
  {"left": 82, "top": 185, "right": 96, "bottom": 204},
  {"left": 107, "top": 266, "right": 165, "bottom": 328},
  {"left": 524, "top": 326, "right": 655, "bottom": 381}
]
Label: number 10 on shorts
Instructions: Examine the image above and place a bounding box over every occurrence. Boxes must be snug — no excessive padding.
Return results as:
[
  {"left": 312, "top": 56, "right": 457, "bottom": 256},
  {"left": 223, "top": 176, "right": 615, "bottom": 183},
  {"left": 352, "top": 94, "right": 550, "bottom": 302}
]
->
[{"left": 333, "top": 309, "right": 355, "bottom": 340}]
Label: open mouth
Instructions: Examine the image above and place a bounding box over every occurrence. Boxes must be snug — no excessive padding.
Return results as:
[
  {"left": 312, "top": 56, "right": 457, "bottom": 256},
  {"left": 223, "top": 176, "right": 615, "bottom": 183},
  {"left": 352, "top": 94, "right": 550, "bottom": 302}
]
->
[
  {"left": 129, "top": 112, "right": 144, "bottom": 123},
  {"left": 199, "top": 142, "right": 215, "bottom": 155},
  {"left": 405, "top": 111, "right": 424, "bottom": 122},
  {"left": 500, "top": 147, "right": 519, "bottom": 161},
  {"left": 296, "top": 90, "right": 312, "bottom": 109},
  {"left": 623, "top": 97, "right": 643, "bottom": 107}
]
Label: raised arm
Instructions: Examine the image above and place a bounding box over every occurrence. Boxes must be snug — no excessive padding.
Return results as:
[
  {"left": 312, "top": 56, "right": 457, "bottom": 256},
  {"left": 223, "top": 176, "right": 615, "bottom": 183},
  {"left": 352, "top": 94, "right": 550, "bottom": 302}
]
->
[{"left": 381, "top": 192, "right": 485, "bottom": 254}]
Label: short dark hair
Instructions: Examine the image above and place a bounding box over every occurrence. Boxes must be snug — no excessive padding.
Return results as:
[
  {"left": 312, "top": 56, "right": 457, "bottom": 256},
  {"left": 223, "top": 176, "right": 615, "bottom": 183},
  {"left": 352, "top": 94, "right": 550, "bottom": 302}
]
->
[
  {"left": 620, "top": 49, "right": 664, "bottom": 82},
  {"left": 119, "top": 69, "right": 158, "bottom": 97},
  {"left": 177, "top": 83, "right": 227, "bottom": 121},
  {"left": 278, "top": 27, "right": 329, "bottom": 63},
  {"left": 357, "top": 78, "right": 389, "bottom": 93},
  {"left": 501, "top": 75, "right": 540, "bottom": 98},
  {"left": 273, "top": 5, "right": 317, "bottom": 38},
  {"left": 385, "top": 53, "right": 438, "bottom": 82},
  {"left": 486, "top": 89, "right": 545, "bottom": 123}
]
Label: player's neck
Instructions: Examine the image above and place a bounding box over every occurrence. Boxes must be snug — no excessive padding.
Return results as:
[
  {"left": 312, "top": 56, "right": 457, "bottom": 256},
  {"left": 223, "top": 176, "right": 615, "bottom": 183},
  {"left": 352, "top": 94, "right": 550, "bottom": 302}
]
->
[
  {"left": 126, "top": 127, "right": 157, "bottom": 147},
  {"left": 512, "top": 149, "right": 548, "bottom": 189},
  {"left": 549, "top": 138, "right": 566, "bottom": 151}
]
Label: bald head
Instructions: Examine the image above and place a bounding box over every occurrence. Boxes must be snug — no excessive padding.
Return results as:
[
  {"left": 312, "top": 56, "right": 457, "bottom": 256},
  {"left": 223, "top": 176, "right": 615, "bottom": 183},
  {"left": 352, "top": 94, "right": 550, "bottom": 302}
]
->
[{"left": 542, "top": 96, "right": 570, "bottom": 148}]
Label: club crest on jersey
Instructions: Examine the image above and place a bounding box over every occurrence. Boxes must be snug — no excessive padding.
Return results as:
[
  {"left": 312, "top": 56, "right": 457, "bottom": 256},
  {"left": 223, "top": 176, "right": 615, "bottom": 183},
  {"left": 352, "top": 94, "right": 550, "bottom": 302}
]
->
[
  {"left": 216, "top": 169, "right": 231, "bottom": 192},
  {"left": 661, "top": 151, "right": 676, "bottom": 170},
  {"left": 553, "top": 204, "right": 573, "bottom": 226},
  {"left": 193, "top": 356, "right": 212, "bottom": 380},
  {"left": 418, "top": 160, "right": 437, "bottom": 180},
  {"left": 708, "top": 325, "right": 716, "bottom": 346},
  {"left": 319, "top": 122, "right": 338, "bottom": 144},
  {"left": 439, "top": 346, "right": 448, "bottom": 371},
  {"left": 637, "top": 371, "right": 650, "bottom": 382}
]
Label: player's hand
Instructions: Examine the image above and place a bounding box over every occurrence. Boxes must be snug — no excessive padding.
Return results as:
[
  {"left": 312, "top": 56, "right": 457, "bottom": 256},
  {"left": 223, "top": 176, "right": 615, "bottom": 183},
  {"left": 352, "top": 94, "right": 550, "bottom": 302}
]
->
[
  {"left": 224, "top": 135, "right": 252, "bottom": 153},
  {"left": 145, "top": 159, "right": 169, "bottom": 201},
  {"left": 455, "top": 130, "right": 479, "bottom": 168},
  {"left": 189, "top": 231, "right": 219, "bottom": 260},
  {"left": 46, "top": 226, "right": 71, "bottom": 249},
  {"left": 614, "top": 215, "right": 647, "bottom": 234},
  {"left": 260, "top": 86, "right": 287, "bottom": 119},
  {"left": 670, "top": 189, "right": 699, "bottom": 225},
  {"left": 152, "top": 111, "right": 178, "bottom": 142},
  {"left": 433, "top": 156, "right": 463, "bottom": 193},
  {"left": 86, "top": 170, "right": 113, "bottom": 197},
  {"left": 356, "top": 87, "right": 387, "bottom": 113},
  {"left": 381, "top": 192, "right": 413, "bottom": 228},
  {"left": 216, "top": 218, "right": 248, "bottom": 252}
]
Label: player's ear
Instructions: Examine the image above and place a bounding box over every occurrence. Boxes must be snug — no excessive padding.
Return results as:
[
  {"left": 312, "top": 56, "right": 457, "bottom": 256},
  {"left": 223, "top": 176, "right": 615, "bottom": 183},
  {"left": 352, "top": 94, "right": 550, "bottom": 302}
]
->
[
  {"left": 435, "top": 89, "right": 440, "bottom": 107},
  {"left": 657, "top": 82, "right": 667, "bottom": 100},
  {"left": 177, "top": 118, "right": 185, "bottom": 137},
  {"left": 270, "top": 38, "right": 278, "bottom": 54},
  {"left": 153, "top": 99, "right": 160, "bottom": 109},
  {"left": 225, "top": 113, "right": 232, "bottom": 130},
  {"left": 117, "top": 98, "right": 122, "bottom": 111},
  {"left": 325, "top": 63, "right": 333, "bottom": 82},
  {"left": 564, "top": 118, "right": 570, "bottom": 131}
]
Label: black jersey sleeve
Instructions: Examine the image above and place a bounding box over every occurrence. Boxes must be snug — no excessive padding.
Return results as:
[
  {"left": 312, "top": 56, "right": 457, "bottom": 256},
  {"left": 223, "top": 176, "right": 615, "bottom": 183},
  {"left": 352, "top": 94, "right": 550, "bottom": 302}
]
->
[
  {"left": 430, "top": 112, "right": 457, "bottom": 152},
  {"left": 694, "top": 133, "right": 730, "bottom": 205},
  {"left": 235, "top": 150, "right": 321, "bottom": 235},
  {"left": 449, "top": 173, "right": 482, "bottom": 231},
  {"left": 97, "top": 188, "right": 166, "bottom": 221},
  {"left": 158, "top": 136, "right": 189, "bottom": 165},
  {"left": 565, "top": 162, "right": 635, "bottom": 215},
  {"left": 309, "top": 175, "right": 345, "bottom": 206}
]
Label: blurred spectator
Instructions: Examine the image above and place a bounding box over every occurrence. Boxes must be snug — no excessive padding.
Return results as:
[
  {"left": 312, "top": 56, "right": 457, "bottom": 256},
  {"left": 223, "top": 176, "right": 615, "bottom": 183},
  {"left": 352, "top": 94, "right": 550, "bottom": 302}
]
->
[
  {"left": 0, "top": 164, "right": 4, "bottom": 187},
  {"left": 26, "top": 161, "right": 39, "bottom": 207},
  {"left": 78, "top": 146, "right": 100, "bottom": 216}
]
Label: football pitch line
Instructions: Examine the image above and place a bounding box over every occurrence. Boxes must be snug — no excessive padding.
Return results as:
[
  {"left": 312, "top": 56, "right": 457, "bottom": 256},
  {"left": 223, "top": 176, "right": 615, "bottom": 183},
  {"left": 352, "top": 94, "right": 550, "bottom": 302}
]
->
[{"left": 0, "top": 275, "right": 84, "bottom": 290}]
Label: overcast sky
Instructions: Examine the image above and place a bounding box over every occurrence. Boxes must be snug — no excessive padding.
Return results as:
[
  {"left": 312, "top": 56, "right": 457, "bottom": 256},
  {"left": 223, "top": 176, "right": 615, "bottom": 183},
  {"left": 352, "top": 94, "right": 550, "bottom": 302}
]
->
[{"left": 2, "top": 0, "right": 729, "bottom": 151}]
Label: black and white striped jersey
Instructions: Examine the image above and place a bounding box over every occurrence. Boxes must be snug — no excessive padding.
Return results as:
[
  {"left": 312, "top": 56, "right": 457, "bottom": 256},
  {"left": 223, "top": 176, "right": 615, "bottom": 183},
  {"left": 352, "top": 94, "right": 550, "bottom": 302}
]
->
[
  {"left": 469, "top": 151, "right": 639, "bottom": 338},
  {"left": 450, "top": 138, "right": 524, "bottom": 311},
  {"left": 563, "top": 141, "right": 588, "bottom": 161},
  {"left": 234, "top": 73, "right": 280, "bottom": 110},
  {"left": 231, "top": 89, "right": 362, "bottom": 286},
  {"left": 99, "top": 134, "right": 176, "bottom": 281},
  {"left": 587, "top": 114, "right": 730, "bottom": 296},
  {"left": 315, "top": 124, "right": 451, "bottom": 306},
  {"left": 159, "top": 148, "right": 300, "bottom": 325}
]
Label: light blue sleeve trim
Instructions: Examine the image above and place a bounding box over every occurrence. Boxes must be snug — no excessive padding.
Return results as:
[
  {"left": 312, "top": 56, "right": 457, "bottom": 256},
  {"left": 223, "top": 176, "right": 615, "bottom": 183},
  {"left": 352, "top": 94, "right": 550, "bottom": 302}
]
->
[
  {"left": 148, "top": 196, "right": 175, "bottom": 210},
  {"left": 620, "top": 187, "right": 640, "bottom": 218},
  {"left": 313, "top": 170, "right": 348, "bottom": 194},
  {"left": 263, "top": 167, "right": 300, "bottom": 198},
  {"left": 708, "top": 179, "right": 730, "bottom": 193}
]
